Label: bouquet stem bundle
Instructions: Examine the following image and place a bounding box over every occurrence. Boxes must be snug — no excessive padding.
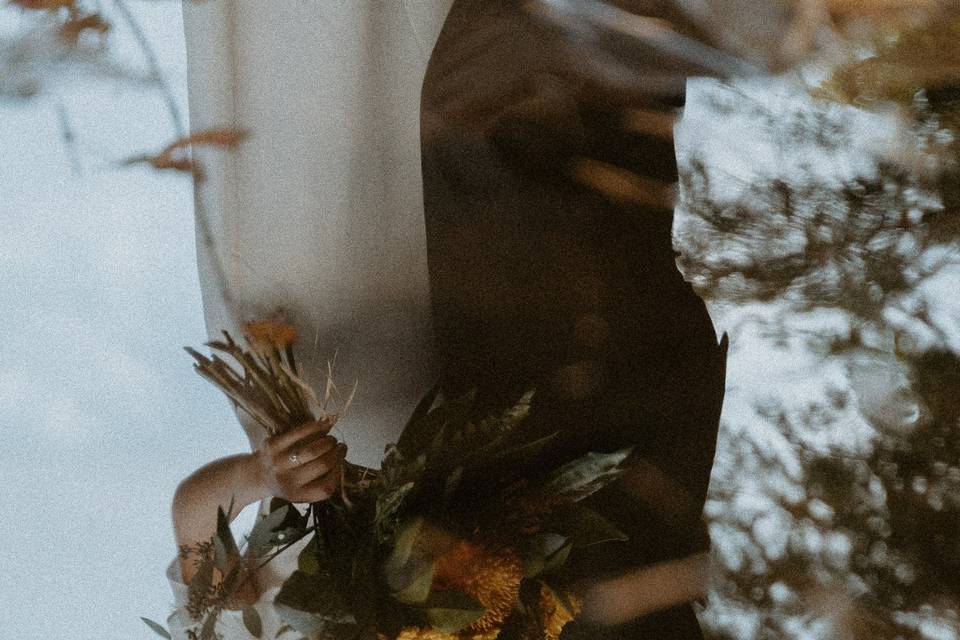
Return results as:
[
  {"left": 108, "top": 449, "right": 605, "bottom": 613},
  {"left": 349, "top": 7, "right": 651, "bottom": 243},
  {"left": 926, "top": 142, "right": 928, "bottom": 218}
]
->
[
  {"left": 185, "top": 321, "right": 372, "bottom": 487},
  {"left": 168, "top": 318, "right": 633, "bottom": 640}
]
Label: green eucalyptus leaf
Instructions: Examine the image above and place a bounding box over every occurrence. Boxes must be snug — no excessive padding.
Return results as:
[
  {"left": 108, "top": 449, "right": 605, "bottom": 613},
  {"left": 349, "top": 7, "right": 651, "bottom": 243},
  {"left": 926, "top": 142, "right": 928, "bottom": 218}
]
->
[
  {"left": 242, "top": 605, "right": 264, "bottom": 638},
  {"left": 271, "top": 526, "right": 309, "bottom": 548},
  {"left": 275, "top": 570, "right": 358, "bottom": 640},
  {"left": 216, "top": 506, "right": 239, "bottom": 559},
  {"left": 389, "top": 518, "right": 425, "bottom": 568},
  {"left": 297, "top": 536, "right": 320, "bottom": 575},
  {"left": 199, "top": 611, "right": 218, "bottom": 640},
  {"left": 523, "top": 555, "right": 545, "bottom": 579},
  {"left": 397, "top": 385, "right": 465, "bottom": 459},
  {"left": 376, "top": 482, "right": 415, "bottom": 528},
  {"left": 547, "top": 448, "right": 633, "bottom": 501},
  {"left": 271, "top": 498, "right": 309, "bottom": 530},
  {"left": 248, "top": 505, "right": 291, "bottom": 554},
  {"left": 542, "top": 539, "right": 573, "bottom": 574},
  {"left": 419, "top": 590, "right": 486, "bottom": 634},
  {"left": 500, "top": 389, "right": 534, "bottom": 427},
  {"left": 442, "top": 467, "right": 463, "bottom": 503},
  {"left": 548, "top": 504, "right": 628, "bottom": 548},
  {"left": 389, "top": 558, "right": 436, "bottom": 605},
  {"left": 488, "top": 432, "right": 557, "bottom": 467},
  {"left": 213, "top": 536, "right": 231, "bottom": 574},
  {"left": 384, "top": 518, "right": 437, "bottom": 603},
  {"left": 140, "top": 617, "right": 172, "bottom": 639},
  {"left": 270, "top": 497, "right": 294, "bottom": 514},
  {"left": 522, "top": 533, "right": 569, "bottom": 578},
  {"left": 396, "top": 383, "right": 443, "bottom": 455}
]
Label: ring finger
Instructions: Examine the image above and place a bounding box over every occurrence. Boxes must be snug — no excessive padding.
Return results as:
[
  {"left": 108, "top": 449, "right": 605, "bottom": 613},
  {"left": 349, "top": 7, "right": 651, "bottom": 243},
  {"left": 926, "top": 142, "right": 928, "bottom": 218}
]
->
[
  {"left": 290, "top": 442, "right": 346, "bottom": 486},
  {"left": 284, "top": 435, "right": 337, "bottom": 470}
]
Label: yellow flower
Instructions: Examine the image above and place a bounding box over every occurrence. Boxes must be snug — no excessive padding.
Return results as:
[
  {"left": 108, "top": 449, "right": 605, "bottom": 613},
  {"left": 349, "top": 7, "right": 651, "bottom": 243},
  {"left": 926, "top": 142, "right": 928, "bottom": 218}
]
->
[
  {"left": 392, "top": 628, "right": 456, "bottom": 640},
  {"left": 536, "top": 585, "right": 580, "bottom": 640},
  {"left": 244, "top": 320, "right": 298, "bottom": 349},
  {"left": 389, "top": 627, "right": 500, "bottom": 640},
  {"left": 432, "top": 541, "right": 523, "bottom": 635}
]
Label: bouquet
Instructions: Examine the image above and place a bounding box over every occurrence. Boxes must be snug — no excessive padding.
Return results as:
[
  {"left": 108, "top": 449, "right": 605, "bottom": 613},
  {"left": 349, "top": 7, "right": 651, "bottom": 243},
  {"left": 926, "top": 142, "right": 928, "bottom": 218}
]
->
[{"left": 174, "top": 320, "right": 633, "bottom": 640}]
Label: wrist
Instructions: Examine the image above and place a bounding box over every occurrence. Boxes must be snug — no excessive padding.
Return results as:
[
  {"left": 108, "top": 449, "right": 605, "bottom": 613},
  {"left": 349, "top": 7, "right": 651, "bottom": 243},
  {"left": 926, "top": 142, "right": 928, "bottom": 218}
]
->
[{"left": 242, "top": 450, "right": 273, "bottom": 504}]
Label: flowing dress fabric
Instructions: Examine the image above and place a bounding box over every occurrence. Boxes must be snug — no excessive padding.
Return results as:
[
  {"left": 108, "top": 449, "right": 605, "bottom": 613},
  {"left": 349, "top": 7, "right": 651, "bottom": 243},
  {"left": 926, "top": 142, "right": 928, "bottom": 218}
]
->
[
  {"left": 173, "top": 2, "right": 826, "bottom": 639},
  {"left": 170, "top": 2, "right": 452, "bottom": 638},
  {"left": 181, "top": 0, "right": 455, "bottom": 466}
]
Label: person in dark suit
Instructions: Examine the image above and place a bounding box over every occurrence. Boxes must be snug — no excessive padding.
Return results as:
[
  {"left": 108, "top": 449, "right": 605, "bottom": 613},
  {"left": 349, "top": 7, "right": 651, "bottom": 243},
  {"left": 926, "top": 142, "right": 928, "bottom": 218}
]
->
[{"left": 418, "top": 1, "right": 827, "bottom": 636}]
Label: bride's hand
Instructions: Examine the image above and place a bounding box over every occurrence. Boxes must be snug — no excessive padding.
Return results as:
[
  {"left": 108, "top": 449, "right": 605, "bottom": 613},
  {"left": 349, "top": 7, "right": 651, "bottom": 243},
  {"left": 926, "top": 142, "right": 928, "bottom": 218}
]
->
[{"left": 253, "top": 420, "right": 347, "bottom": 503}]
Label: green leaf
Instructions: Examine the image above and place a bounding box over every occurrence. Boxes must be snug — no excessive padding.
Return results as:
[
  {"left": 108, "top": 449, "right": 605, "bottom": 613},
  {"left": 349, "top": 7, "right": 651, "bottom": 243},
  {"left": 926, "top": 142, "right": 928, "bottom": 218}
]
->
[
  {"left": 488, "top": 432, "right": 558, "bottom": 466},
  {"left": 140, "top": 617, "right": 172, "bottom": 639},
  {"left": 216, "top": 506, "right": 239, "bottom": 562},
  {"left": 384, "top": 518, "right": 437, "bottom": 604},
  {"left": 396, "top": 383, "right": 442, "bottom": 455},
  {"left": 271, "top": 498, "right": 309, "bottom": 530},
  {"left": 388, "top": 518, "right": 424, "bottom": 568},
  {"left": 199, "top": 611, "right": 218, "bottom": 640},
  {"left": 375, "top": 481, "right": 415, "bottom": 528},
  {"left": 247, "top": 505, "right": 291, "bottom": 554},
  {"left": 243, "top": 605, "right": 264, "bottom": 638},
  {"left": 547, "top": 448, "right": 633, "bottom": 501},
  {"left": 542, "top": 539, "right": 573, "bottom": 573},
  {"left": 500, "top": 389, "right": 535, "bottom": 427},
  {"left": 274, "top": 571, "right": 358, "bottom": 640},
  {"left": 522, "top": 533, "right": 570, "bottom": 578},
  {"left": 419, "top": 590, "right": 486, "bottom": 634},
  {"left": 270, "top": 525, "right": 309, "bottom": 548},
  {"left": 270, "top": 497, "right": 294, "bottom": 513},
  {"left": 442, "top": 467, "right": 463, "bottom": 503},
  {"left": 548, "top": 504, "right": 628, "bottom": 548},
  {"left": 389, "top": 558, "right": 436, "bottom": 605},
  {"left": 297, "top": 536, "right": 320, "bottom": 575},
  {"left": 212, "top": 536, "right": 230, "bottom": 575},
  {"left": 397, "top": 384, "right": 443, "bottom": 458}
]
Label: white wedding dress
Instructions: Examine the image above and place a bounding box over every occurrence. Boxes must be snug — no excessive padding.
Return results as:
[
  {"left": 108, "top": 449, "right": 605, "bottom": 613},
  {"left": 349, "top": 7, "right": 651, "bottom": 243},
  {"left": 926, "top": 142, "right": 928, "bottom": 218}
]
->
[{"left": 168, "top": 1, "right": 830, "bottom": 638}]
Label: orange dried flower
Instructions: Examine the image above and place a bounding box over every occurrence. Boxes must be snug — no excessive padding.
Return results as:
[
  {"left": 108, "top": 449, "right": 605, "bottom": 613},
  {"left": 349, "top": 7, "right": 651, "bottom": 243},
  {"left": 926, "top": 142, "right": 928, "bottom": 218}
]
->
[
  {"left": 59, "top": 12, "right": 110, "bottom": 44},
  {"left": 433, "top": 541, "right": 523, "bottom": 635},
  {"left": 9, "top": 0, "right": 74, "bottom": 10},
  {"left": 244, "top": 320, "right": 299, "bottom": 349},
  {"left": 121, "top": 127, "right": 248, "bottom": 180}
]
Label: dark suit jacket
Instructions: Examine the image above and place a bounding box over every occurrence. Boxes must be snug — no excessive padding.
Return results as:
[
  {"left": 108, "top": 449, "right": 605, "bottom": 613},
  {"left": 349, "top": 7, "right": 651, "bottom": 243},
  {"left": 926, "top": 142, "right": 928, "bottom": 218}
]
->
[{"left": 421, "top": 2, "right": 728, "bottom": 637}]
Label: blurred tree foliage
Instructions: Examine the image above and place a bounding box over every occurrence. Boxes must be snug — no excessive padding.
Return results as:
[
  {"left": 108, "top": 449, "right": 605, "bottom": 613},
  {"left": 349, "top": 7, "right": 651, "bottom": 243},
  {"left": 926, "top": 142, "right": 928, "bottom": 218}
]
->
[{"left": 677, "top": 10, "right": 960, "bottom": 640}]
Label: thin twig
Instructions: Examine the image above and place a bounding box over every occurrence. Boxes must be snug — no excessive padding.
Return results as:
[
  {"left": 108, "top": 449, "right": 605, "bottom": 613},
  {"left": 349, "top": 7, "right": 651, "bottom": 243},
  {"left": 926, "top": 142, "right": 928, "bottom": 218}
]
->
[{"left": 111, "top": 0, "right": 184, "bottom": 137}]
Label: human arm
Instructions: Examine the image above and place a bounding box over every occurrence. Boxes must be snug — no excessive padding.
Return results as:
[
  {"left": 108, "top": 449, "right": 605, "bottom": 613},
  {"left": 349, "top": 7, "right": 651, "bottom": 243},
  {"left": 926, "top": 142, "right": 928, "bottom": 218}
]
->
[
  {"left": 172, "top": 420, "right": 346, "bottom": 586},
  {"left": 579, "top": 552, "right": 711, "bottom": 625}
]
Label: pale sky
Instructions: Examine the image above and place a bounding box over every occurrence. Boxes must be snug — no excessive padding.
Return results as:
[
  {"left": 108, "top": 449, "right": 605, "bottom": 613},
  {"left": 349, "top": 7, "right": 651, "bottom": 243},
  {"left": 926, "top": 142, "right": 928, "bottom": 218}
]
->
[{"left": 0, "top": 3, "right": 248, "bottom": 638}]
